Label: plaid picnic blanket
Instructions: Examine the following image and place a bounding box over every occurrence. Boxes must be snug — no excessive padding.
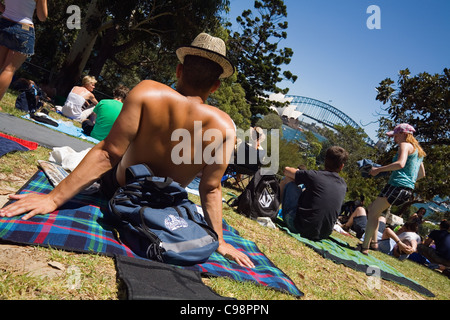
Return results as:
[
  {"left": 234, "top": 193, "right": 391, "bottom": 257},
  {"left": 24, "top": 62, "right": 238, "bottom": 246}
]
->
[
  {"left": 0, "top": 170, "right": 302, "bottom": 297},
  {"left": 277, "top": 220, "right": 434, "bottom": 297},
  {"left": 184, "top": 222, "right": 302, "bottom": 297}
]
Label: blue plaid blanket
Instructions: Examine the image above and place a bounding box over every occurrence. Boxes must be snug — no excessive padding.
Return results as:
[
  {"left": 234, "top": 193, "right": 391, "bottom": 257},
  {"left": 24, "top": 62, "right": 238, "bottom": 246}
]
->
[{"left": 0, "top": 171, "right": 302, "bottom": 297}]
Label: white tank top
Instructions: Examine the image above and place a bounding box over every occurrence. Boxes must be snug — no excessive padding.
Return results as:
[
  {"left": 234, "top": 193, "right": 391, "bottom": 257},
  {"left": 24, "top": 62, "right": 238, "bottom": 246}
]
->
[
  {"left": 3, "top": 0, "right": 36, "bottom": 25},
  {"left": 62, "top": 90, "right": 87, "bottom": 120}
]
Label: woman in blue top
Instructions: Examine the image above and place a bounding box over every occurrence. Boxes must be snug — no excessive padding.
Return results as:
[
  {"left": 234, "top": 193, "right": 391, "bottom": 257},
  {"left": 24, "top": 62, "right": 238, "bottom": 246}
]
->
[{"left": 360, "top": 123, "right": 426, "bottom": 255}]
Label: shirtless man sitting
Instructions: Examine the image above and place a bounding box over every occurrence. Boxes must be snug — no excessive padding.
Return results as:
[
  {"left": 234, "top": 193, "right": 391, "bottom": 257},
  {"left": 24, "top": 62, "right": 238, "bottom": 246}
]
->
[{"left": 0, "top": 33, "right": 254, "bottom": 268}]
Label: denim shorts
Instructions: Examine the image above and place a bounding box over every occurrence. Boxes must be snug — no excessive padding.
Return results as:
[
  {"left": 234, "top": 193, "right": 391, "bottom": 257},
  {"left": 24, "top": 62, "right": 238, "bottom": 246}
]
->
[
  {"left": 0, "top": 17, "right": 35, "bottom": 56},
  {"left": 281, "top": 182, "right": 302, "bottom": 233}
]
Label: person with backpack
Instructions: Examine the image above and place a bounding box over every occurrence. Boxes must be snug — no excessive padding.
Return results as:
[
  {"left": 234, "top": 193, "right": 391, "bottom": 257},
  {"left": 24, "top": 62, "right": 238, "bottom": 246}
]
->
[
  {"left": 1, "top": 33, "right": 254, "bottom": 268},
  {"left": 280, "top": 146, "right": 348, "bottom": 240}
]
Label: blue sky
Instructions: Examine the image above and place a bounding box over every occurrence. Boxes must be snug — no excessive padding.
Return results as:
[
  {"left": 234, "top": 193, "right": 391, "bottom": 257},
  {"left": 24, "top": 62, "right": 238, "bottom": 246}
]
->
[{"left": 225, "top": 0, "right": 450, "bottom": 141}]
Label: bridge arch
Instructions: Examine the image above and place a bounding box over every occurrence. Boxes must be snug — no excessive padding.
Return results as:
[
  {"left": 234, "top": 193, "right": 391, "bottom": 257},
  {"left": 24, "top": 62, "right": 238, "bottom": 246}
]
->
[{"left": 284, "top": 95, "right": 375, "bottom": 146}]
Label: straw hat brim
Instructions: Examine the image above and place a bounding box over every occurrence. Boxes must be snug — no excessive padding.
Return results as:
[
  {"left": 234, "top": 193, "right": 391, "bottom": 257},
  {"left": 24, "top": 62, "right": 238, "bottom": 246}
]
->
[{"left": 176, "top": 46, "right": 235, "bottom": 79}]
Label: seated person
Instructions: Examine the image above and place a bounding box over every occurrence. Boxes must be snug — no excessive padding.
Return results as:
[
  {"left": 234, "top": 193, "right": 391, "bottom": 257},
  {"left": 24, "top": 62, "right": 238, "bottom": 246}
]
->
[
  {"left": 378, "top": 222, "right": 421, "bottom": 260},
  {"left": 417, "top": 219, "right": 450, "bottom": 268},
  {"left": 82, "top": 85, "right": 130, "bottom": 140},
  {"left": 280, "top": 146, "right": 348, "bottom": 240},
  {"left": 227, "top": 127, "right": 266, "bottom": 187},
  {"left": 408, "top": 207, "right": 426, "bottom": 225},
  {"left": 340, "top": 196, "right": 365, "bottom": 221},
  {"left": 342, "top": 205, "right": 367, "bottom": 239},
  {"left": 232, "top": 127, "right": 266, "bottom": 172},
  {"left": 62, "top": 76, "right": 99, "bottom": 122}
]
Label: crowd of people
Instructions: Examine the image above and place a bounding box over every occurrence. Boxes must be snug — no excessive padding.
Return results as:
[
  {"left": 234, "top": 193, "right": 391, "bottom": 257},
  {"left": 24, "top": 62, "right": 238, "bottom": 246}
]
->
[
  {"left": 0, "top": 0, "right": 447, "bottom": 279},
  {"left": 340, "top": 199, "right": 449, "bottom": 275}
]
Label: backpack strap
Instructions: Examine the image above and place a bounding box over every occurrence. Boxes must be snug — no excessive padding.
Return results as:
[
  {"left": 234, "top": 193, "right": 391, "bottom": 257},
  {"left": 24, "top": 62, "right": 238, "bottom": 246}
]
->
[
  {"left": 126, "top": 164, "right": 153, "bottom": 182},
  {"left": 125, "top": 164, "right": 175, "bottom": 189}
]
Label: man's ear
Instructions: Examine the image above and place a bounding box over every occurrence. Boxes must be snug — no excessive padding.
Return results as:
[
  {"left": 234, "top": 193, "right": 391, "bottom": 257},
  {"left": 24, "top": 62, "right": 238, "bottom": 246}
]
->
[
  {"left": 210, "top": 79, "right": 221, "bottom": 93},
  {"left": 176, "top": 64, "right": 183, "bottom": 79}
]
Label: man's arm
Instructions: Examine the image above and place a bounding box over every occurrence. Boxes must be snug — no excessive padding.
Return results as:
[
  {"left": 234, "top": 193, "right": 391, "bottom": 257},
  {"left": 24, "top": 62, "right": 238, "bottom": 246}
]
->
[
  {"left": 0, "top": 82, "right": 144, "bottom": 220},
  {"left": 383, "top": 228, "right": 413, "bottom": 254},
  {"left": 283, "top": 167, "right": 298, "bottom": 181},
  {"left": 200, "top": 163, "right": 254, "bottom": 269},
  {"left": 199, "top": 124, "right": 255, "bottom": 268}
]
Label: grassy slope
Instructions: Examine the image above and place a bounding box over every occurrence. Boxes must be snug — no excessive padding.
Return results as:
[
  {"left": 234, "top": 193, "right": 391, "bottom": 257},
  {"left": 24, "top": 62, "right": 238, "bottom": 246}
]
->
[{"left": 0, "top": 91, "right": 449, "bottom": 300}]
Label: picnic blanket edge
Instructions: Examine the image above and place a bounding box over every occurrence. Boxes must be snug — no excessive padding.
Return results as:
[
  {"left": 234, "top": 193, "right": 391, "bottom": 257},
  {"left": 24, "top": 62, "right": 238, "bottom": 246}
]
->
[{"left": 276, "top": 222, "right": 435, "bottom": 298}]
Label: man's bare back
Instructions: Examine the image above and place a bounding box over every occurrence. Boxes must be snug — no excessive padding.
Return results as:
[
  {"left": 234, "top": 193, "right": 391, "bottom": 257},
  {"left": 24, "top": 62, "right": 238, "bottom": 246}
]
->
[{"left": 114, "top": 80, "right": 234, "bottom": 188}]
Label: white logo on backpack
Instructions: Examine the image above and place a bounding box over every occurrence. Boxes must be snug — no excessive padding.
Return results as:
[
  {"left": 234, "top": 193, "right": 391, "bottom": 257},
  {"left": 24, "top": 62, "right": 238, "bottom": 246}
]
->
[
  {"left": 258, "top": 188, "right": 274, "bottom": 208},
  {"left": 164, "top": 214, "right": 188, "bottom": 231}
]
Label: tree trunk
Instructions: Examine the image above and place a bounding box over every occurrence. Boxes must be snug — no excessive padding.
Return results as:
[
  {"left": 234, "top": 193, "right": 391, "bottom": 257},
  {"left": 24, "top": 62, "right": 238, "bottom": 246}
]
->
[
  {"left": 89, "top": 26, "right": 117, "bottom": 79},
  {"left": 54, "top": 0, "right": 105, "bottom": 98}
]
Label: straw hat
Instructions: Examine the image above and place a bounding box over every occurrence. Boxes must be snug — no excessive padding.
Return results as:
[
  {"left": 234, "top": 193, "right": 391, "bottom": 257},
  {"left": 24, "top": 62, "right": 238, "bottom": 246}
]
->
[{"left": 176, "top": 33, "right": 235, "bottom": 79}]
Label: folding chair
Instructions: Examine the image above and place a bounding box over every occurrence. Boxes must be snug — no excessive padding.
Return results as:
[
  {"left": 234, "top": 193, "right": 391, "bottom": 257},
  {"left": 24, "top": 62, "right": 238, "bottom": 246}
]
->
[{"left": 223, "top": 142, "right": 264, "bottom": 189}]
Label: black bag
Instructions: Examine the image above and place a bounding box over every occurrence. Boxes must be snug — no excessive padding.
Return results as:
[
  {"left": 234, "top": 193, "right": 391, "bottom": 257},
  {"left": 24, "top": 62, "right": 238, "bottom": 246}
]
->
[
  {"left": 15, "top": 86, "right": 43, "bottom": 113},
  {"left": 228, "top": 169, "right": 280, "bottom": 220},
  {"left": 108, "top": 164, "right": 219, "bottom": 266}
]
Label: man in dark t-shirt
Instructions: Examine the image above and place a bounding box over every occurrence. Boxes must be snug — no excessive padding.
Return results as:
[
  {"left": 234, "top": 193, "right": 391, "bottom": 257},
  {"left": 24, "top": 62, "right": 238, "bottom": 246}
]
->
[{"left": 280, "top": 146, "right": 348, "bottom": 240}]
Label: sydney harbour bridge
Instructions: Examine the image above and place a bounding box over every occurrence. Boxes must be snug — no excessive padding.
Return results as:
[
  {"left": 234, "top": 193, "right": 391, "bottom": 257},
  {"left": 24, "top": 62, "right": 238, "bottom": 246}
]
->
[{"left": 275, "top": 94, "right": 376, "bottom": 146}]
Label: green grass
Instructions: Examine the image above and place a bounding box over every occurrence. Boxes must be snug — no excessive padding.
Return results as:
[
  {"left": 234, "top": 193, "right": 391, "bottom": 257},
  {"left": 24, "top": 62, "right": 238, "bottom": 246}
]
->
[
  {"left": 0, "top": 247, "right": 119, "bottom": 300},
  {"left": 1, "top": 90, "right": 449, "bottom": 300}
]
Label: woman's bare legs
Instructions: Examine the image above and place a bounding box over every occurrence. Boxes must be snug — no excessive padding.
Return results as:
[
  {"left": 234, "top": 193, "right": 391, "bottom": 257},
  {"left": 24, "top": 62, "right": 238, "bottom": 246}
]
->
[
  {"left": 361, "top": 197, "right": 390, "bottom": 254},
  {"left": 0, "top": 46, "right": 27, "bottom": 103}
]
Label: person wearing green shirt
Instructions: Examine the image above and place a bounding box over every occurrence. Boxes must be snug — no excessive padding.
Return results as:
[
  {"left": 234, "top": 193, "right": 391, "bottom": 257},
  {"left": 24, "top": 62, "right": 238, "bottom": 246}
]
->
[{"left": 82, "top": 85, "right": 129, "bottom": 141}]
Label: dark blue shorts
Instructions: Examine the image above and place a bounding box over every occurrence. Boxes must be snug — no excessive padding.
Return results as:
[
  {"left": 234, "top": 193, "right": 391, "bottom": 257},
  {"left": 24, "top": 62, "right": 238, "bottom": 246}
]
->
[
  {"left": 0, "top": 17, "right": 35, "bottom": 56},
  {"left": 281, "top": 182, "right": 302, "bottom": 233}
]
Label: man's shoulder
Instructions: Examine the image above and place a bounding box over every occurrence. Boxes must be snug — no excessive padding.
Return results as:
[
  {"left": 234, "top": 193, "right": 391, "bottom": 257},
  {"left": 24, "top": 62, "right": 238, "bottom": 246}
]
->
[{"left": 136, "top": 79, "right": 174, "bottom": 94}]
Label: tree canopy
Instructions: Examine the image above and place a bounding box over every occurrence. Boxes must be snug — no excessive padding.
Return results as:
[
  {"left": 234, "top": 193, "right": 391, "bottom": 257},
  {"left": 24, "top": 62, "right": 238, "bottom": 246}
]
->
[
  {"left": 226, "top": 0, "right": 297, "bottom": 118},
  {"left": 27, "top": 0, "right": 229, "bottom": 97}
]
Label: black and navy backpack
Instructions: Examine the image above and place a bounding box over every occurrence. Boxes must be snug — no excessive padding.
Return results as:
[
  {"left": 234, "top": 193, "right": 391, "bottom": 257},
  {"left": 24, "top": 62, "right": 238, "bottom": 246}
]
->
[
  {"left": 228, "top": 169, "right": 280, "bottom": 221},
  {"left": 108, "top": 164, "right": 219, "bottom": 266}
]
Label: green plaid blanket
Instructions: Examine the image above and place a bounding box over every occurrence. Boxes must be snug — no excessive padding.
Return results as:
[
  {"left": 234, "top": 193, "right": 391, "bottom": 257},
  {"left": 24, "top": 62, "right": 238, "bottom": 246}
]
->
[{"left": 277, "top": 220, "right": 434, "bottom": 297}]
